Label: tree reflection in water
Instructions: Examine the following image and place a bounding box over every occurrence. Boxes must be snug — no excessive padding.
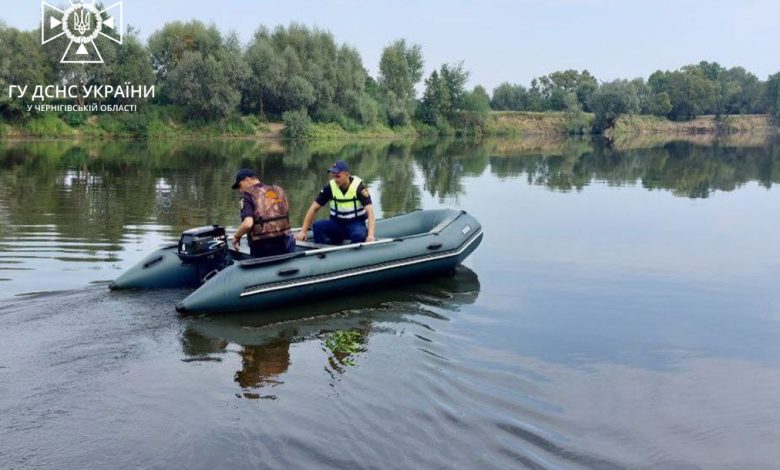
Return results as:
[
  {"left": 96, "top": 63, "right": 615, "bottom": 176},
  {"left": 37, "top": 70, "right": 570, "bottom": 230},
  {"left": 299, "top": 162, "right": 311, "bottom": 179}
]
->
[
  {"left": 2, "top": 135, "right": 778, "bottom": 247},
  {"left": 1, "top": 134, "right": 778, "bottom": 296}
]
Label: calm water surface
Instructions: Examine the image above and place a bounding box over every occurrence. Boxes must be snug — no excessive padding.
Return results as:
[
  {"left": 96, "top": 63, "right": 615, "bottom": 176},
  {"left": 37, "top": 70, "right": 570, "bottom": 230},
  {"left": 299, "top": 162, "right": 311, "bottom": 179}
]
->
[{"left": 1, "top": 136, "right": 780, "bottom": 468}]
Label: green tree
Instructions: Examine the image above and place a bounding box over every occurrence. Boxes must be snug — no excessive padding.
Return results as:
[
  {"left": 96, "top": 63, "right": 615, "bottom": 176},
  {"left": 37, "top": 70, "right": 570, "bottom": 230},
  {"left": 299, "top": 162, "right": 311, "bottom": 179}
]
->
[
  {"left": 692, "top": 61, "right": 725, "bottom": 81},
  {"left": 165, "top": 52, "right": 226, "bottom": 118},
  {"left": 382, "top": 90, "right": 410, "bottom": 127},
  {"left": 648, "top": 91, "right": 673, "bottom": 117},
  {"left": 574, "top": 72, "right": 599, "bottom": 112},
  {"left": 528, "top": 69, "right": 598, "bottom": 111},
  {"left": 378, "top": 39, "right": 423, "bottom": 102},
  {"left": 455, "top": 85, "right": 491, "bottom": 134},
  {"left": 418, "top": 63, "right": 479, "bottom": 131},
  {"left": 344, "top": 92, "right": 379, "bottom": 126},
  {"left": 281, "top": 75, "right": 316, "bottom": 111},
  {"left": 719, "top": 67, "right": 762, "bottom": 115},
  {"left": 766, "top": 73, "right": 780, "bottom": 119},
  {"left": 490, "top": 83, "right": 528, "bottom": 110},
  {"left": 364, "top": 75, "right": 381, "bottom": 100},
  {"left": 242, "top": 24, "right": 368, "bottom": 124},
  {"left": 147, "top": 20, "right": 248, "bottom": 118},
  {"left": 461, "top": 85, "right": 490, "bottom": 113},
  {"left": 242, "top": 34, "right": 284, "bottom": 116},
  {"left": 378, "top": 39, "right": 423, "bottom": 125},
  {"left": 147, "top": 20, "right": 223, "bottom": 80},
  {"left": 670, "top": 71, "right": 718, "bottom": 120},
  {"left": 87, "top": 27, "right": 155, "bottom": 105},
  {"left": 649, "top": 66, "right": 719, "bottom": 120},
  {"left": 0, "top": 23, "right": 55, "bottom": 116},
  {"left": 333, "top": 45, "right": 367, "bottom": 112},
  {"left": 563, "top": 92, "right": 588, "bottom": 135},
  {"left": 589, "top": 80, "right": 640, "bottom": 132},
  {"left": 418, "top": 70, "right": 449, "bottom": 125},
  {"left": 439, "top": 62, "right": 469, "bottom": 111}
]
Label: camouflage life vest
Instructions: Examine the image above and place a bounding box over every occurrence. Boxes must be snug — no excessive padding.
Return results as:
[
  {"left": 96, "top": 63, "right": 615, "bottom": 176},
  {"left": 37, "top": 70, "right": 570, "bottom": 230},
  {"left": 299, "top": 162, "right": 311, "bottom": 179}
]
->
[{"left": 247, "top": 183, "right": 291, "bottom": 241}]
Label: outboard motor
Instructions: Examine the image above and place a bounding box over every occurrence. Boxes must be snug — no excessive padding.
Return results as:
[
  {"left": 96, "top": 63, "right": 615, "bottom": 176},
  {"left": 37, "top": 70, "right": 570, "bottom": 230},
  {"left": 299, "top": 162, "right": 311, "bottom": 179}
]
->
[{"left": 177, "top": 225, "right": 229, "bottom": 282}]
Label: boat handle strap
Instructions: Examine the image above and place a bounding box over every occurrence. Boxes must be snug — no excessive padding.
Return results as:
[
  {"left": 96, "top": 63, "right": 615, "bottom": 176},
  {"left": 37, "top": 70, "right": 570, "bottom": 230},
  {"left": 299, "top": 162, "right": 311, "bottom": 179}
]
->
[{"left": 143, "top": 255, "right": 164, "bottom": 268}]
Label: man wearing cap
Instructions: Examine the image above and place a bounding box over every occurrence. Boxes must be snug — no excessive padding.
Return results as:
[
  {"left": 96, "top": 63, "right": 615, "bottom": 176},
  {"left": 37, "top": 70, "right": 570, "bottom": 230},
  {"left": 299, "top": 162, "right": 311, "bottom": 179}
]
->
[
  {"left": 230, "top": 169, "right": 294, "bottom": 257},
  {"left": 294, "top": 161, "right": 376, "bottom": 245}
]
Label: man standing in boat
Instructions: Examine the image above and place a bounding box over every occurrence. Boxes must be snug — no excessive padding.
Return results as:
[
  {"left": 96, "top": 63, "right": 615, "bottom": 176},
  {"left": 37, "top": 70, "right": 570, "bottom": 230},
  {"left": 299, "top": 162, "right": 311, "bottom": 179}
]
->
[
  {"left": 294, "top": 161, "right": 376, "bottom": 244},
  {"left": 230, "top": 169, "right": 295, "bottom": 257}
]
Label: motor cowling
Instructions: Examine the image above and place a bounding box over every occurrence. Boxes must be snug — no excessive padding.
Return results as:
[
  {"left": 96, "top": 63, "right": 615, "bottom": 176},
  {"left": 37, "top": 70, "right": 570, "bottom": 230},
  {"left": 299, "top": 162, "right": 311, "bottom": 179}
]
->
[
  {"left": 178, "top": 225, "right": 228, "bottom": 266},
  {"left": 177, "top": 225, "right": 231, "bottom": 284}
]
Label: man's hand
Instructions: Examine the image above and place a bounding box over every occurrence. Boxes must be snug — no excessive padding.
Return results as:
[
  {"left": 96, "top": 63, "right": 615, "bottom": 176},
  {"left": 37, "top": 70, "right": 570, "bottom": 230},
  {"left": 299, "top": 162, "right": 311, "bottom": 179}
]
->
[
  {"left": 232, "top": 217, "right": 253, "bottom": 251},
  {"left": 294, "top": 231, "right": 308, "bottom": 242},
  {"left": 366, "top": 234, "right": 375, "bottom": 242}
]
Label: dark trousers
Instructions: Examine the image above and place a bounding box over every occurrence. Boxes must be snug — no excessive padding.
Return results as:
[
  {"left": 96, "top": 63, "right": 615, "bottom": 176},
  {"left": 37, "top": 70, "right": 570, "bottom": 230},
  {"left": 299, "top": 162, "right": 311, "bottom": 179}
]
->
[
  {"left": 249, "top": 234, "right": 294, "bottom": 258},
  {"left": 313, "top": 219, "right": 367, "bottom": 244}
]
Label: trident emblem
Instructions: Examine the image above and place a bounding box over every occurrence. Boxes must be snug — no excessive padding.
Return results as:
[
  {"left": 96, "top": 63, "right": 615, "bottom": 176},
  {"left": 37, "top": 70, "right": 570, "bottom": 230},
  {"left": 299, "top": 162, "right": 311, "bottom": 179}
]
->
[
  {"left": 42, "top": 1, "right": 124, "bottom": 64},
  {"left": 73, "top": 8, "right": 91, "bottom": 35}
]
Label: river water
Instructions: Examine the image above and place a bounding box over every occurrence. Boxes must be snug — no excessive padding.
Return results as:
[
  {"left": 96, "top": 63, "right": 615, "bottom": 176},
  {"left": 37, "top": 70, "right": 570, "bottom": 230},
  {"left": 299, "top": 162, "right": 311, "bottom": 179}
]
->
[{"left": 1, "top": 136, "right": 780, "bottom": 468}]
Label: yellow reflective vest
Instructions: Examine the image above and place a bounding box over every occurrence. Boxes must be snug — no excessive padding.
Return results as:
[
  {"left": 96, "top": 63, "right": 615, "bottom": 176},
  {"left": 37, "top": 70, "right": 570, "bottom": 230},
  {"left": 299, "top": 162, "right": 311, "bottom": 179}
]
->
[{"left": 329, "top": 176, "right": 366, "bottom": 221}]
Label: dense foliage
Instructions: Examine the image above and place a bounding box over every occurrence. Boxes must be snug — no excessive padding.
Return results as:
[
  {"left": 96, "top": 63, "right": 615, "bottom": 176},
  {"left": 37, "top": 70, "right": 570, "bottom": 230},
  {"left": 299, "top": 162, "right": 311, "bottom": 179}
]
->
[
  {"left": 494, "top": 62, "right": 777, "bottom": 132},
  {"left": 1, "top": 19, "right": 778, "bottom": 136}
]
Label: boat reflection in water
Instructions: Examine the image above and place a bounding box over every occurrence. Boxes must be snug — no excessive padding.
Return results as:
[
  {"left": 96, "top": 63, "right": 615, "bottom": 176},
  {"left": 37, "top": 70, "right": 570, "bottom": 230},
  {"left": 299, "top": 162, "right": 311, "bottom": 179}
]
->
[{"left": 180, "top": 266, "right": 480, "bottom": 398}]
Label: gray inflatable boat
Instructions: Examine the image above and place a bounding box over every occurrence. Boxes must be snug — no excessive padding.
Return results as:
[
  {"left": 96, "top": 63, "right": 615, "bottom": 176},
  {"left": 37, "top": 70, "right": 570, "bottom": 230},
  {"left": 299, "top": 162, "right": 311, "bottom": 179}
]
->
[{"left": 110, "top": 208, "right": 482, "bottom": 314}]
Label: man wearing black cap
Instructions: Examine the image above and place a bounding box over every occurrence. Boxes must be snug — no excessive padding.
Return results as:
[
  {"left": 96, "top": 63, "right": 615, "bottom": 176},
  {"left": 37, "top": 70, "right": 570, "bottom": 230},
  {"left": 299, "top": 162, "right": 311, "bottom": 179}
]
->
[
  {"left": 294, "top": 160, "right": 376, "bottom": 245},
  {"left": 231, "top": 169, "right": 294, "bottom": 257}
]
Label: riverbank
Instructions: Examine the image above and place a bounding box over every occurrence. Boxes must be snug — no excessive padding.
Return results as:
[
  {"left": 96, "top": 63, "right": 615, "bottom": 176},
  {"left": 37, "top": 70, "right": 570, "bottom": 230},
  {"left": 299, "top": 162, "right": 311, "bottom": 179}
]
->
[
  {"left": 485, "top": 111, "right": 584, "bottom": 136},
  {"left": 1, "top": 111, "right": 777, "bottom": 140},
  {"left": 609, "top": 114, "right": 778, "bottom": 136},
  {"left": 483, "top": 112, "right": 779, "bottom": 137}
]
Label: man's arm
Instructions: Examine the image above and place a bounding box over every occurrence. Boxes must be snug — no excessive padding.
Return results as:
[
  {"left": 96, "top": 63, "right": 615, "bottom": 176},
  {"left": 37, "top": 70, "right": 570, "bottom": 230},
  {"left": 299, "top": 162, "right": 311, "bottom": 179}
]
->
[
  {"left": 231, "top": 217, "right": 254, "bottom": 250},
  {"left": 365, "top": 205, "right": 376, "bottom": 242},
  {"left": 356, "top": 182, "right": 375, "bottom": 242},
  {"left": 294, "top": 202, "right": 322, "bottom": 241}
]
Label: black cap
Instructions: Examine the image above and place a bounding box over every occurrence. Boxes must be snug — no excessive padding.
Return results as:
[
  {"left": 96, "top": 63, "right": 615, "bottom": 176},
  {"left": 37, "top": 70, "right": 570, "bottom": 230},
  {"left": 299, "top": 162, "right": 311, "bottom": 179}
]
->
[{"left": 231, "top": 169, "right": 257, "bottom": 189}]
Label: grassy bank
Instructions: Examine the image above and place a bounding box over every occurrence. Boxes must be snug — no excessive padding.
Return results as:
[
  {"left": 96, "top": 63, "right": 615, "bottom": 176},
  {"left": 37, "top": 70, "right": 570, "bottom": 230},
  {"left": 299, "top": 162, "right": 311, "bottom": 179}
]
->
[
  {"left": 0, "top": 108, "right": 276, "bottom": 140},
  {"left": 484, "top": 111, "right": 593, "bottom": 136},
  {"left": 306, "top": 122, "right": 417, "bottom": 139},
  {"left": 483, "top": 112, "right": 779, "bottom": 137},
  {"left": 1, "top": 109, "right": 777, "bottom": 140},
  {"left": 609, "top": 114, "right": 778, "bottom": 137},
  {"left": 0, "top": 112, "right": 415, "bottom": 140}
]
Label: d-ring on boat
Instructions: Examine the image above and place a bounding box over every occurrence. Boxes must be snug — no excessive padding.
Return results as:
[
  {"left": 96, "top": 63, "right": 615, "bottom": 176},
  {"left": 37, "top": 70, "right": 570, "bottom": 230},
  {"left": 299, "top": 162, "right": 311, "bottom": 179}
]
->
[{"left": 110, "top": 208, "right": 483, "bottom": 314}]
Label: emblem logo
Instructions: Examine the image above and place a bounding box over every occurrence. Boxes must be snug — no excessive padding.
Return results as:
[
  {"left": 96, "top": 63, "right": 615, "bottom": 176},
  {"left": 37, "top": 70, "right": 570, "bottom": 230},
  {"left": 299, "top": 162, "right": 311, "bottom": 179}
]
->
[{"left": 41, "top": 0, "right": 124, "bottom": 64}]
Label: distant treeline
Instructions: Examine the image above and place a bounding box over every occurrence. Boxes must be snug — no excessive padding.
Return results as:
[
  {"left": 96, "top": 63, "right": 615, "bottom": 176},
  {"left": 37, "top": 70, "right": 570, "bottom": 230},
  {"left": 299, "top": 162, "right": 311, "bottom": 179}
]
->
[{"left": 1, "top": 18, "right": 779, "bottom": 137}]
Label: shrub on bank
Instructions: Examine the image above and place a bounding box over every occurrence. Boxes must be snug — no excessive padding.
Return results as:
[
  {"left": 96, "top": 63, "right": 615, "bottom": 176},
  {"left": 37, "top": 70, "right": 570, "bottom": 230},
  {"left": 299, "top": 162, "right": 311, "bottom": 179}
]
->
[
  {"left": 565, "top": 112, "right": 592, "bottom": 135},
  {"left": 146, "top": 119, "right": 175, "bottom": 139},
  {"left": 23, "top": 114, "right": 74, "bottom": 137},
  {"left": 449, "top": 111, "right": 488, "bottom": 136},
  {"left": 118, "top": 111, "right": 155, "bottom": 137},
  {"left": 61, "top": 111, "right": 87, "bottom": 127},
  {"left": 95, "top": 114, "right": 124, "bottom": 136},
  {"left": 337, "top": 116, "right": 361, "bottom": 133},
  {"left": 216, "top": 116, "right": 257, "bottom": 136},
  {"left": 307, "top": 122, "right": 347, "bottom": 139},
  {"left": 242, "top": 114, "right": 268, "bottom": 132},
  {"left": 412, "top": 121, "right": 438, "bottom": 137},
  {"left": 282, "top": 109, "right": 312, "bottom": 139}
]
